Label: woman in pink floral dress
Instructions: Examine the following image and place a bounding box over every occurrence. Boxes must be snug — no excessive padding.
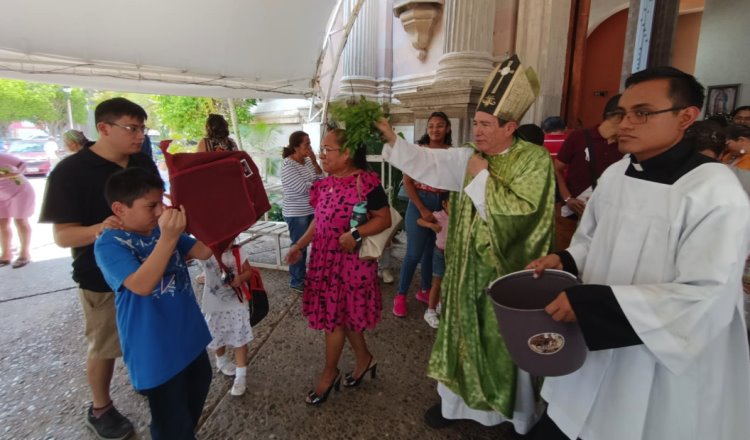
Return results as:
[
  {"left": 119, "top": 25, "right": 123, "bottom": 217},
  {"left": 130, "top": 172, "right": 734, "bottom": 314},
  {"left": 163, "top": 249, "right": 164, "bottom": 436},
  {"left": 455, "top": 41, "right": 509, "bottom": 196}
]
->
[
  {"left": 285, "top": 128, "right": 391, "bottom": 405},
  {"left": 0, "top": 152, "right": 35, "bottom": 268}
]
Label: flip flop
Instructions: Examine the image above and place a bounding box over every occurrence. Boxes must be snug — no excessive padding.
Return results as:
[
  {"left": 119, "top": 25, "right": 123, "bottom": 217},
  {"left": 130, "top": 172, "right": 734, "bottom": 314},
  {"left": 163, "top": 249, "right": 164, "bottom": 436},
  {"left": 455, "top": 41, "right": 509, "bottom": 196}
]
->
[
  {"left": 11, "top": 258, "right": 29, "bottom": 269},
  {"left": 0, "top": 260, "right": 10, "bottom": 267}
]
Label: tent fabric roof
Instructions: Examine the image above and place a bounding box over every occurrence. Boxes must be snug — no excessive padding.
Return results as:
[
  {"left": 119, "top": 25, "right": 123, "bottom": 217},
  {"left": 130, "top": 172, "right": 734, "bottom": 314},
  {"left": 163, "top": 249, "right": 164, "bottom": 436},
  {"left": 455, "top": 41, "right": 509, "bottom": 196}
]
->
[{"left": 0, "top": 0, "right": 339, "bottom": 99}]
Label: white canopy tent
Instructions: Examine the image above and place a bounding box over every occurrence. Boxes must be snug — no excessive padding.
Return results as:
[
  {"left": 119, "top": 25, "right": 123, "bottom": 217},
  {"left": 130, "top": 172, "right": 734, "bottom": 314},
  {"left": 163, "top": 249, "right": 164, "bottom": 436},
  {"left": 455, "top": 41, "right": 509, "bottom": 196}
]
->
[{"left": 0, "top": 0, "right": 343, "bottom": 100}]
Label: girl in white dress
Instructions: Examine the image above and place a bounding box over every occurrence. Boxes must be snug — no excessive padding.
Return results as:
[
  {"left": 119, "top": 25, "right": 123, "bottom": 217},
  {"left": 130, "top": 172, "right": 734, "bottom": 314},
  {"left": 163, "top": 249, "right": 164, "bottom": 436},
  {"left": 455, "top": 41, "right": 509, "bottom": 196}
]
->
[{"left": 202, "top": 244, "right": 254, "bottom": 396}]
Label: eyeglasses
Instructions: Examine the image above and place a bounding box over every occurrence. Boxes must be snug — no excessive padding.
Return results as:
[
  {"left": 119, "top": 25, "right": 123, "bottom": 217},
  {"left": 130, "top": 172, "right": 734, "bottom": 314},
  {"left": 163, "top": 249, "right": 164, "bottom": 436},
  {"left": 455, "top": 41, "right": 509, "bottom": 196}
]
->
[
  {"left": 321, "top": 147, "right": 340, "bottom": 154},
  {"left": 734, "top": 116, "right": 750, "bottom": 123},
  {"left": 607, "top": 106, "right": 685, "bottom": 125},
  {"left": 107, "top": 122, "right": 148, "bottom": 134}
]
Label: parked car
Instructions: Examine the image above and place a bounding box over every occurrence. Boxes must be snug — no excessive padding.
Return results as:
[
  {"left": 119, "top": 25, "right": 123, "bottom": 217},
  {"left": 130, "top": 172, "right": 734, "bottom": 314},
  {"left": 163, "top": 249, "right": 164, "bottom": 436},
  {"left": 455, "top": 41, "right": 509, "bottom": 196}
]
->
[{"left": 7, "top": 140, "right": 55, "bottom": 176}]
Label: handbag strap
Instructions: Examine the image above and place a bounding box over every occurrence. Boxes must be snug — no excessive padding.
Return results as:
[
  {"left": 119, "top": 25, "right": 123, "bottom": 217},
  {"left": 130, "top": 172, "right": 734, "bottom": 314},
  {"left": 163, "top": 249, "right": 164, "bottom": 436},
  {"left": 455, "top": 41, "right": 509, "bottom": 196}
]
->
[{"left": 231, "top": 246, "right": 251, "bottom": 301}]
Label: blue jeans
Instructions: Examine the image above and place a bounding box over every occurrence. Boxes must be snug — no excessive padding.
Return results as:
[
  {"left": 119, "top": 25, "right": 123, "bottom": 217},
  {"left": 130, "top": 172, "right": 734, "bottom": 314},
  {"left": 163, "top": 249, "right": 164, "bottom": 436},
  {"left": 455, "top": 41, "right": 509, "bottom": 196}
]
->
[
  {"left": 284, "top": 214, "right": 313, "bottom": 288},
  {"left": 398, "top": 191, "right": 442, "bottom": 294}
]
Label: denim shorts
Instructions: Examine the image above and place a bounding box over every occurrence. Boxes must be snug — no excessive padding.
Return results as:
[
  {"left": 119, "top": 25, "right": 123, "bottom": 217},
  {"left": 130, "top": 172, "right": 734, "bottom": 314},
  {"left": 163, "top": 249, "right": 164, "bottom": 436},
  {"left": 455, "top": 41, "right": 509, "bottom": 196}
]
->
[{"left": 432, "top": 248, "right": 445, "bottom": 278}]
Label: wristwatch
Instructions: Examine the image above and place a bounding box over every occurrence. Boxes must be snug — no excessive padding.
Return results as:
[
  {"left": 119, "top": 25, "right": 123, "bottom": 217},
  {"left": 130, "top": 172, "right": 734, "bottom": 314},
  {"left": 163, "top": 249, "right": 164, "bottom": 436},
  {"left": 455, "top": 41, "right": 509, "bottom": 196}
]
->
[{"left": 350, "top": 227, "right": 362, "bottom": 242}]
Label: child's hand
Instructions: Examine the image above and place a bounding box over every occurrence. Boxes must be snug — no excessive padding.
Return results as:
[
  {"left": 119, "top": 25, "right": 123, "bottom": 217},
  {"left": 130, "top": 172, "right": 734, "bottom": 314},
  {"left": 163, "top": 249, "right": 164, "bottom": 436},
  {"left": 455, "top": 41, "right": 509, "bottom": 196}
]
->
[
  {"left": 230, "top": 276, "right": 243, "bottom": 288},
  {"left": 159, "top": 205, "right": 187, "bottom": 240}
]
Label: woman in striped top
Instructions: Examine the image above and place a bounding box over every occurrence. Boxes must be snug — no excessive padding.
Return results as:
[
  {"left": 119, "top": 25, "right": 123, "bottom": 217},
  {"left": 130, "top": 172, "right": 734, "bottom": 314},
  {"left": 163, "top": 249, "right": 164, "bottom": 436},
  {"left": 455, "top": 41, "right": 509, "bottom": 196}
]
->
[{"left": 281, "top": 131, "right": 323, "bottom": 291}]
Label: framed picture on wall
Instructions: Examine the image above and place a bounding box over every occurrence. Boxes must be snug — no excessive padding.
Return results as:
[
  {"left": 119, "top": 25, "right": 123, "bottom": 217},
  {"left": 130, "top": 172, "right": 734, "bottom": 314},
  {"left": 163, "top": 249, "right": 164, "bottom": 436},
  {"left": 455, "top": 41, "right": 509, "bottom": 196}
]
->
[{"left": 706, "top": 84, "right": 740, "bottom": 116}]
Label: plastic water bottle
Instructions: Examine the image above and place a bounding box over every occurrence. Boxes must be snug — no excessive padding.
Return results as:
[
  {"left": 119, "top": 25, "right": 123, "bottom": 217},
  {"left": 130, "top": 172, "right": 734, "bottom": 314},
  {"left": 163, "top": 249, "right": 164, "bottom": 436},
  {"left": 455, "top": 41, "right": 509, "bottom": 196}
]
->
[{"left": 350, "top": 202, "right": 368, "bottom": 229}]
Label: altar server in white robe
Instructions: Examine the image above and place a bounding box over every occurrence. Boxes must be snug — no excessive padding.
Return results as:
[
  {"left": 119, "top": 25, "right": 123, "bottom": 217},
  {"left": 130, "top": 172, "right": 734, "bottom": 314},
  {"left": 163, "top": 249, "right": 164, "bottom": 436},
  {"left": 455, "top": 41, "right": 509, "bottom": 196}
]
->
[{"left": 525, "top": 66, "right": 750, "bottom": 440}]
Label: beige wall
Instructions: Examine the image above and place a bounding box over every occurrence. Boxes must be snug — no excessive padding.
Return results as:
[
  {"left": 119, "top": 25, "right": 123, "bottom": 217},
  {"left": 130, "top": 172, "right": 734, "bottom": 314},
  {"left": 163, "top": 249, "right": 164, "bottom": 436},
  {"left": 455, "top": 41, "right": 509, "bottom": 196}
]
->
[
  {"left": 672, "top": 12, "right": 702, "bottom": 74},
  {"left": 694, "top": 0, "right": 749, "bottom": 110}
]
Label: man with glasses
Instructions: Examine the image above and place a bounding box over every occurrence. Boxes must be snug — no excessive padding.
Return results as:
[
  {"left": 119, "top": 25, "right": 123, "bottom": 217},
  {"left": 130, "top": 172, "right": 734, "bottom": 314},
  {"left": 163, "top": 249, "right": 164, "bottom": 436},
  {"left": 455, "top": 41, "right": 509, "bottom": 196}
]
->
[
  {"left": 40, "top": 97, "right": 158, "bottom": 440},
  {"left": 525, "top": 67, "right": 750, "bottom": 439},
  {"left": 554, "top": 95, "right": 623, "bottom": 251}
]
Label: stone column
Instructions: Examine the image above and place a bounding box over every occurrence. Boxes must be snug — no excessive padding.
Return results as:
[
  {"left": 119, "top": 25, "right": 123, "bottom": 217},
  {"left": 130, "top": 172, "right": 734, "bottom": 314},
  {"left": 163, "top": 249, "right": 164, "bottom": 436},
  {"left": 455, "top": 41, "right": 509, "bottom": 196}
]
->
[
  {"left": 515, "top": 0, "right": 572, "bottom": 124},
  {"left": 396, "top": 0, "right": 499, "bottom": 144},
  {"left": 338, "top": 0, "right": 379, "bottom": 99},
  {"left": 435, "top": 0, "right": 496, "bottom": 83}
]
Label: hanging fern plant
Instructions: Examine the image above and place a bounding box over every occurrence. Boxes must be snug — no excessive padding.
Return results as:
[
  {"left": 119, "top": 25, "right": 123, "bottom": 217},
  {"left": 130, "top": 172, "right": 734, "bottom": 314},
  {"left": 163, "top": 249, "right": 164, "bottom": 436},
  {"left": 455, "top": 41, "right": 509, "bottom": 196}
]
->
[{"left": 327, "top": 96, "right": 386, "bottom": 156}]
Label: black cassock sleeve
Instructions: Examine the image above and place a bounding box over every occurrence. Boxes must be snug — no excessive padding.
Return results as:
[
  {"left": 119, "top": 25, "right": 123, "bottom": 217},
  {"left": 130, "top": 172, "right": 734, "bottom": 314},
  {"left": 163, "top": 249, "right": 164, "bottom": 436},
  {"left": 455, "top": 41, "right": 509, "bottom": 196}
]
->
[{"left": 555, "top": 251, "right": 643, "bottom": 350}]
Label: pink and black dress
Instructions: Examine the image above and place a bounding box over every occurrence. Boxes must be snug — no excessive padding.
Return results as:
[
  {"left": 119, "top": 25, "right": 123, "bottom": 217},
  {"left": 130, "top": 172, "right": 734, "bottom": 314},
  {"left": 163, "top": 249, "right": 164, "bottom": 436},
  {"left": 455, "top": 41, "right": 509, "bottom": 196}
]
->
[{"left": 302, "top": 170, "right": 388, "bottom": 332}]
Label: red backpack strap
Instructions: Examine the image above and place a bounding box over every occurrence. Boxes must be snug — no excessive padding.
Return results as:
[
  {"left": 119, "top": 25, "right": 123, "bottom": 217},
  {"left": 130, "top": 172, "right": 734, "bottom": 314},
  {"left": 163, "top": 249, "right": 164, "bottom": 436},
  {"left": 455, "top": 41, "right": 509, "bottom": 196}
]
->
[{"left": 232, "top": 246, "right": 252, "bottom": 301}]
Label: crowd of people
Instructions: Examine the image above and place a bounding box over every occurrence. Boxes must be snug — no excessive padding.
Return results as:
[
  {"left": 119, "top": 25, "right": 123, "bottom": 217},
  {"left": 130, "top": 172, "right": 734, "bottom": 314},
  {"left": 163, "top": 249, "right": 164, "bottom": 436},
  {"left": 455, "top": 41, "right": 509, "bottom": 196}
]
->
[{"left": 8, "top": 57, "right": 746, "bottom": 440}]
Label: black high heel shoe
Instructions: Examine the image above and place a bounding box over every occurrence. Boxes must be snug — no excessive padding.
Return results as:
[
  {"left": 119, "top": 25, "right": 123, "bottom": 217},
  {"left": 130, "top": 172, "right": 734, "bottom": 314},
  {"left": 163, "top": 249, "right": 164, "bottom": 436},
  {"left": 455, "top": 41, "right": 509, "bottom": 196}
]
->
[
  {"left": 343, "top": 356, "right": 377, "bottom": 387},
  {"left": 305, "top": 370, "right": 341, "bottom": 405}
]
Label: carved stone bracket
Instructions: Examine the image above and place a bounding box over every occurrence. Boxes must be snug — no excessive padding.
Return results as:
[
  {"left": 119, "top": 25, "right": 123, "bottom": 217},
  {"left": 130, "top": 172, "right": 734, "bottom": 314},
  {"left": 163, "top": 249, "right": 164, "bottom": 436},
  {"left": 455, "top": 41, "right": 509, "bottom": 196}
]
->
[{"left": 393, "top": 0, "right": 444, "bottom": 61}]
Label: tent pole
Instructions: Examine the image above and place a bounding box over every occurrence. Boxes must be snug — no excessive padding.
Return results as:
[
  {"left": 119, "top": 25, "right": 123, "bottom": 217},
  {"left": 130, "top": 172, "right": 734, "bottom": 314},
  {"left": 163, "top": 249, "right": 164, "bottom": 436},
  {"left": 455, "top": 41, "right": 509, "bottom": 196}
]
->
[{"left": 227, "top": 98, "right": 243, "bottom": 150}]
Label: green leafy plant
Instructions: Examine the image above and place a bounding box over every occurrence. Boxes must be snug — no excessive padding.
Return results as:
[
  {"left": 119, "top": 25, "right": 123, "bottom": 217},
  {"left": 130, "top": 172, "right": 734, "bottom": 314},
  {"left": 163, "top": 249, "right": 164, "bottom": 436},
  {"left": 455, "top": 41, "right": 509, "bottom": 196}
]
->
[{"left": 327, "top": 96, "right": 385, "bottom": 155}]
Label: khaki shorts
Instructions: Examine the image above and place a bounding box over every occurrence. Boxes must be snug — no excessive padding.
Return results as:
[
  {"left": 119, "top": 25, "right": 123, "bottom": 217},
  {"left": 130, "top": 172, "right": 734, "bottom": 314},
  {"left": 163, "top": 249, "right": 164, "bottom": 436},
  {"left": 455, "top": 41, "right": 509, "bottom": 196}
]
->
[{"left": 78, "top": 289, "right": 122, "bottom": 359}]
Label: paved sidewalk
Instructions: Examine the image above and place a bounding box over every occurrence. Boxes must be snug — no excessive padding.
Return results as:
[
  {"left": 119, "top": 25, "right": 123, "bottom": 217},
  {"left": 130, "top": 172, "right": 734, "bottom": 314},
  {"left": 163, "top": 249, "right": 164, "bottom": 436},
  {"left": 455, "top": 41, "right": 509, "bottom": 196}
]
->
[{"left": 0, "top": 179, "right": 522, "bottom": 439}]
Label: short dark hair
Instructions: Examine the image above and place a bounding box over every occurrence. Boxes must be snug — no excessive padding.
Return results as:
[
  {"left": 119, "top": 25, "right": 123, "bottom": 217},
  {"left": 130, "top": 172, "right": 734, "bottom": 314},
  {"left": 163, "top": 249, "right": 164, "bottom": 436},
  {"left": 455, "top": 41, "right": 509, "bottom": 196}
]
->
[
  {"left": 724, "top": 124, "right": 750, "bottom": 142},
  {"left": 105, "top": 168, "right": 164, "bottom": 207},
  {"left": 602, "top": 94, "right": 622, "bottom": 119},
  {"left": 439, "top": 191, "right": 450, "bottom": 203},
  {"left": 624, "top": 66, "right": 705, "bottom": 109},
  {"left": 515, "top": 124, "right": 545, "bottom": 146},
  {"left": 95, "top": 97, "right": 147, "bottom": 125},
  {"left": 541, "top": 116, "right": 566, "bottom": 133},
  {"left": 732, "top": 106, "right": 750, "bottom": 118}
]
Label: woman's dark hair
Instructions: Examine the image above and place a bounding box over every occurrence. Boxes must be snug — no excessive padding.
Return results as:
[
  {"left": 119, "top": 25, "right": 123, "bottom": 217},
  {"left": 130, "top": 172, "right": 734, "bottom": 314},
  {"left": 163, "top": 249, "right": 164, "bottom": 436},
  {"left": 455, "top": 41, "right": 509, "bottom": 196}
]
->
[
  {"left": 541, "top": 116, "right": 566, "bottom": 133},
  {"left": 205, "top": 114, "right": 230, "bottom": 140},
  {"left": 417, "top": 111, "right": 452, "bottom": 146},
  {"left": 282, "top": 131, "right": 309, "bottom": 158},
  {"left": 732, "top": 106, "right": 750, "bottom": 118},
  {"left": 329, "top": 128, "right": 368, "bottom": 170},
  {"left": 685, "top": 120, "right": 726, "bottom": 158},
  {"left": 724, "top": 124, "right": 750, "bottom": 141},
  {"left": 624, "top": 66, "right": 705, "bottom": 109}
]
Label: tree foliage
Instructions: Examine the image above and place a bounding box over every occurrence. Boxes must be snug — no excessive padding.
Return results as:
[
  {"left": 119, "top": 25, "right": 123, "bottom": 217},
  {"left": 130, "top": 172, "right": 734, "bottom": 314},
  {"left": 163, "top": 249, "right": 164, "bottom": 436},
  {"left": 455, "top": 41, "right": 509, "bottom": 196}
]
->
[{"left": 0, "top": 79, "right": 87, "bottom": 136}]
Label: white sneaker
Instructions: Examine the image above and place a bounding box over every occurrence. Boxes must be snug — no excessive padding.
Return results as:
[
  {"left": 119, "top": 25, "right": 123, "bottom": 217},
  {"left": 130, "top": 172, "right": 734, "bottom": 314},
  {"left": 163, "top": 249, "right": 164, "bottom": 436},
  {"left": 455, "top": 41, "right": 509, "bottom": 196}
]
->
[
  {"left": 424, "top": 309, "right": 440, "bottom": 329},
  {"left": 381, "top": 269, "right": 394, "bottom": 284},
  {"left": 231, "top": 375, "right": 246, "bottom": 396},
  {"left": 216, "top": 356, "right": 236, "bottom": 376},
  {"left": 436, "top": 302, "right": 442, "bottom": 315}
]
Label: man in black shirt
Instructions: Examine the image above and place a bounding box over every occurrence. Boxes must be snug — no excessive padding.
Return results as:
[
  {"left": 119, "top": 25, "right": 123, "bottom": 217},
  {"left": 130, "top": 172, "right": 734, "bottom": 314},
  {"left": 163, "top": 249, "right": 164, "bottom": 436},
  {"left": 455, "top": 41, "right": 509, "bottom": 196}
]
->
[{"left": 40, "top": 98, "right": 158, "bottom": 440}]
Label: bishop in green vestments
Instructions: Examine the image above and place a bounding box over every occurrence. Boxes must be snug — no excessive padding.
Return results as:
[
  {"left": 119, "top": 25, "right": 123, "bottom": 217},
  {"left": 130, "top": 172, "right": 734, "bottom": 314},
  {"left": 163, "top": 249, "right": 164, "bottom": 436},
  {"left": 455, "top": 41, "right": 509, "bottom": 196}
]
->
[{"left": 378, "top": 55, "right": 555, "bottom": 434}]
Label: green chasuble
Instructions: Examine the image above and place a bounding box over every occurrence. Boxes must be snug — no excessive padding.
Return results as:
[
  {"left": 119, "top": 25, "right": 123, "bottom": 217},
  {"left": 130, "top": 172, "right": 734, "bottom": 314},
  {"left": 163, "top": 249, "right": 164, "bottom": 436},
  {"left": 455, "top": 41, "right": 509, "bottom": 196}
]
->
[{"left": 427, "top": 137, "right": 555, "bottom": 416}]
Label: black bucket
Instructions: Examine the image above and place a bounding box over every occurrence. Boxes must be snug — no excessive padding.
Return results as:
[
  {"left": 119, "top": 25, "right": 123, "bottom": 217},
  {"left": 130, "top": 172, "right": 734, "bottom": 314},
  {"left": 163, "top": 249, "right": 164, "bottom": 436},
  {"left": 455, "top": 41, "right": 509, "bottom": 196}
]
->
[{"left": 487, "top": 269, "right": 586, "bottom": 376}]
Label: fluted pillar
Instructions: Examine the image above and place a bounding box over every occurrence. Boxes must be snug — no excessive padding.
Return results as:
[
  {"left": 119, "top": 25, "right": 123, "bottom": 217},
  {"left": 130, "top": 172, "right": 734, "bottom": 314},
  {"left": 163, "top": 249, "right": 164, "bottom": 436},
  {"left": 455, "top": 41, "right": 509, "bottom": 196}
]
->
[
  {"left": 435, "top": 0, "right": 496, "bottom": 83},
  {"left": 338, "top": 0, "right": 379, "bottom": 99}
]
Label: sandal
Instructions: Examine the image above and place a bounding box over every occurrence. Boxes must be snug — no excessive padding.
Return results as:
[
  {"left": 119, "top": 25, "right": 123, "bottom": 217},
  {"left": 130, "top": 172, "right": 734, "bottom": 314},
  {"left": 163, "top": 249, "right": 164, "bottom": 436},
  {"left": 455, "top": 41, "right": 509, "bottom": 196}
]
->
[
  {"left": 0, "top": 259, "right": 10, "bottom": 267},
  {"left": 11, "top": 258, "right": 29, "bottom": 269}
]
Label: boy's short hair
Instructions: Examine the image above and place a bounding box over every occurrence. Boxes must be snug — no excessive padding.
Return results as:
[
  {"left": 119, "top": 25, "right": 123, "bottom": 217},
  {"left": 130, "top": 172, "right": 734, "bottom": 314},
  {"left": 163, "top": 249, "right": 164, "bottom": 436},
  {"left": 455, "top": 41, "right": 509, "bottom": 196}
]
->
[
  {"left": 105, "top": 168, "right": 164, "bottom": 207},
  {"left": 439, "top": 191, "right": 450, "bottom": 203},
  {"left": 602, "top": 94, "right": 622, "bottom": 119},
  {"left": 95, "top": 97, "right": 148, "bottom": 125}
]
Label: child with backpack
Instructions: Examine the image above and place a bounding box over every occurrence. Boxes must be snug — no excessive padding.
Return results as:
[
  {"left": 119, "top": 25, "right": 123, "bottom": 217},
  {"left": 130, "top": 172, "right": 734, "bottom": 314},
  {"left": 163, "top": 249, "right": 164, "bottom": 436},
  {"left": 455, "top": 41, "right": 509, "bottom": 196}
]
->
[{"left": 201, "top": 242, "right": 255, "bottom": 396}]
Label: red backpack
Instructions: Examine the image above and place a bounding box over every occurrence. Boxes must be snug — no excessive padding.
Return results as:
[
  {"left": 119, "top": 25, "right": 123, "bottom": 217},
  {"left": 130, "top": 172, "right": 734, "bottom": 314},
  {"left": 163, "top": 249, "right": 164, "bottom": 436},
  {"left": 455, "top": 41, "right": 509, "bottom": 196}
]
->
[{"left": 159, "top": 140, "right": 271, "bottom": 266}]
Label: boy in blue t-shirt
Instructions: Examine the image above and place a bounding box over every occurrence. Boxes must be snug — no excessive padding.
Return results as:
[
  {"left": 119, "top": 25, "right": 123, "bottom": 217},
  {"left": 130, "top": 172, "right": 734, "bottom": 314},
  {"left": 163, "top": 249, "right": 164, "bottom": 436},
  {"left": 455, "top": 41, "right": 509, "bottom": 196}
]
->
[{"left": 94, "top": 167, "right": 213, "bottom": 440}]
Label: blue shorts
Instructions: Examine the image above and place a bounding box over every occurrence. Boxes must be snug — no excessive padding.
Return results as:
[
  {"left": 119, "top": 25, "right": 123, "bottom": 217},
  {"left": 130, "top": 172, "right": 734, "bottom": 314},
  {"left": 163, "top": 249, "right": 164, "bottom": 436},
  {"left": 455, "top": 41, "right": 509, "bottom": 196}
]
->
[{"left": 432, "top": 248, "right": 445, "bottom": 278}]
